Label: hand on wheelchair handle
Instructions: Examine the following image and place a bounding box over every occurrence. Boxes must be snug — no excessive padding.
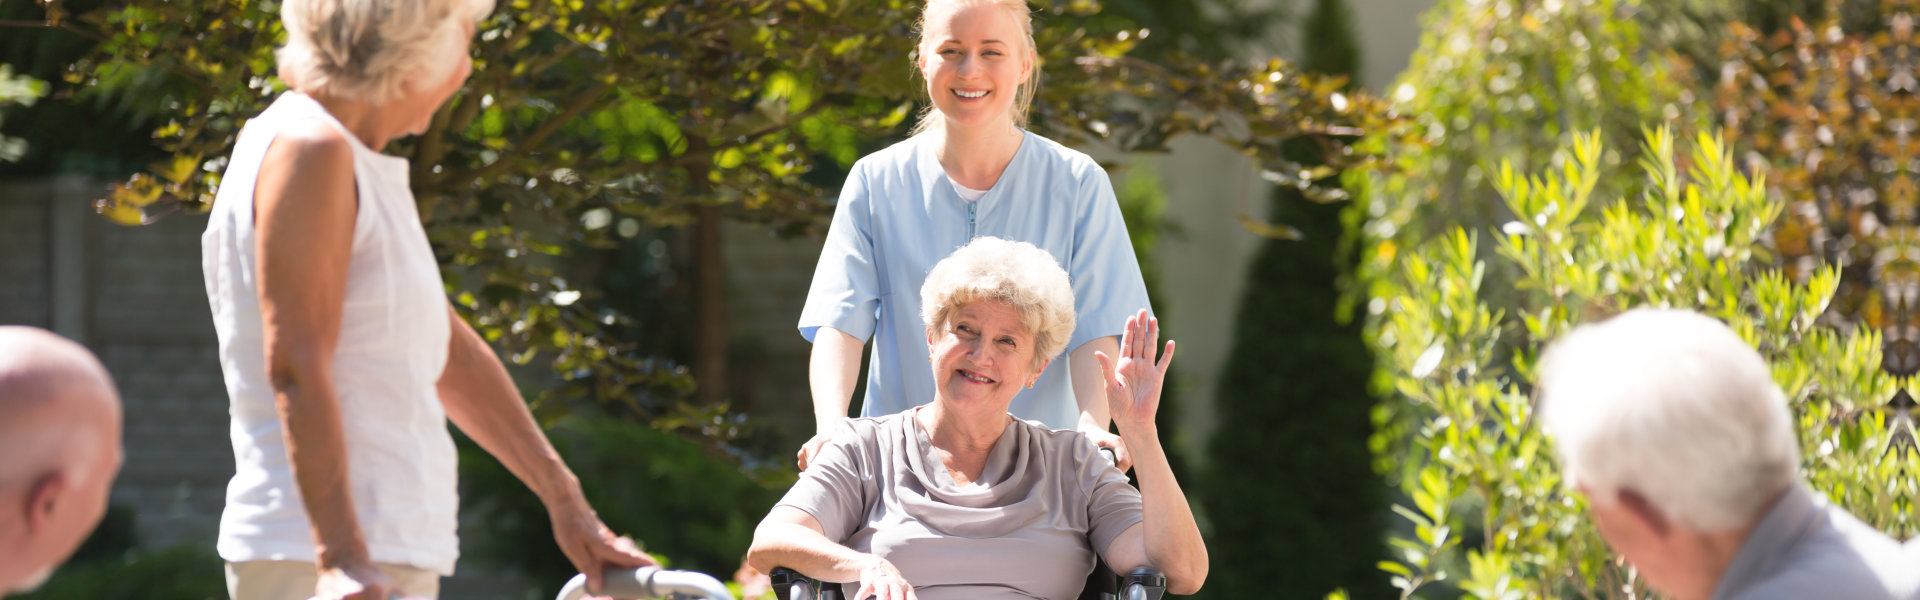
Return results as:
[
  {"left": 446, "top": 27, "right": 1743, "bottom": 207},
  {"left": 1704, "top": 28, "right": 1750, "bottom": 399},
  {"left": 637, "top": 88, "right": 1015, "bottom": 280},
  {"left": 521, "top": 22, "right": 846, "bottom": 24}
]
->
[
  {"left": 796, "top": 431, "right": 835, "bottom": 471},
  {"left": 1083, "top": 427, "right": 1132, "bottom": 473}
]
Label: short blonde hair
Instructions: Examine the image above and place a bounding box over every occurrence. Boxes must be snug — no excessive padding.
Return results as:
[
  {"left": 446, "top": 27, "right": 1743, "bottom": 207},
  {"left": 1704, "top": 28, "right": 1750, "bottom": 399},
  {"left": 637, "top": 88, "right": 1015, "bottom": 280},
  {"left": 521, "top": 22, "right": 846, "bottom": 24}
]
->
[
  {"left": 920, "top": 237, "right": 1075, "bottom": 368},
  {"left": 910, "top": 0, "right": 1041, "bottom": 136},
  {"left": 276, "top": 0, "right": 493, "bottom": 105},
  {"left": 1538, "top": 309, "right": 1800, "bottom": 531}
]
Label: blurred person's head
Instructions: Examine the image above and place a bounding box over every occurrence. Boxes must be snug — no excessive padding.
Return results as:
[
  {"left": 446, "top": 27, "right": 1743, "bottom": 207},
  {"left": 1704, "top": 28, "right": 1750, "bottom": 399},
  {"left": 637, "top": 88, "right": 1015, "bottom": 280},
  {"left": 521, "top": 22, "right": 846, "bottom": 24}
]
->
[
  {"left": 276, "top": 0, "right": 493, "bottom": 133},
  {"left": 1539, "top": 309, "right": 1799, "bottom": 600},
  {"left": 0, "top": 327, "right": 123, "bottom": 596},
  {"left": 912, "top": 0, "right": 1039, "bottom": 136}
]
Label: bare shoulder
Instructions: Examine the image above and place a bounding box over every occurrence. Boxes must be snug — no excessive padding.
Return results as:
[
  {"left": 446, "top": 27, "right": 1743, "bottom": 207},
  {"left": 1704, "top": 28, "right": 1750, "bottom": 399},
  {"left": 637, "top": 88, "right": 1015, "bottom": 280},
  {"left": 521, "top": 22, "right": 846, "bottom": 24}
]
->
[
  {"left": 255, "top": 118, "right": 356, "bottom": 223},
  {"left": 261, "top": 119, "right": 354, "bottom": 181}
]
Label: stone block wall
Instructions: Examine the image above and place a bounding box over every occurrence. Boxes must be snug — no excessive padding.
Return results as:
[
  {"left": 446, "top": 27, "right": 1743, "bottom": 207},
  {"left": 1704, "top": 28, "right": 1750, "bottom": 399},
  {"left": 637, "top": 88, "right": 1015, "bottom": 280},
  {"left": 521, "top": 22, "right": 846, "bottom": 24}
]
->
[{"left": 0, "top": 177, "right": 232, "bottom": 551}]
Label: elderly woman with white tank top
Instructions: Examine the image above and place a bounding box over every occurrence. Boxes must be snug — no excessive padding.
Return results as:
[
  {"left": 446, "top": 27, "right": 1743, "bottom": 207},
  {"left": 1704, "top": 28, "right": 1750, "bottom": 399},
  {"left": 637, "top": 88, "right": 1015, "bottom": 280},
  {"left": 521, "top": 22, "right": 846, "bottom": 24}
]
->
[{"left": 199, "top": 1, "right": 651, "bottom": 598}]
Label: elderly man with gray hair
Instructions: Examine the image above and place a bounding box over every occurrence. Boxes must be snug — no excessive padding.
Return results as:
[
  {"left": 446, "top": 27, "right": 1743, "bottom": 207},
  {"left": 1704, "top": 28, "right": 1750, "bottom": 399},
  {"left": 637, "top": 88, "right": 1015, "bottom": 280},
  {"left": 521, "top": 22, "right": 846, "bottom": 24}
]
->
[
  {"left": 0, "top": 326, "right": 122, "bottom": 597},
  {"left": 1538, "top": 308, "right": 1907, "bottom": 600}
]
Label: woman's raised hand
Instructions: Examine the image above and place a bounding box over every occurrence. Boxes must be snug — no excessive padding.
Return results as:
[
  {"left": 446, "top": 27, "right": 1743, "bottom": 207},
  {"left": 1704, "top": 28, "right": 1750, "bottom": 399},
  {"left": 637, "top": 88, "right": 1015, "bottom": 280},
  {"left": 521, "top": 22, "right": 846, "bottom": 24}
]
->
[{"left": 1093, "top": 309, "right": 1175, "bottom": 435}]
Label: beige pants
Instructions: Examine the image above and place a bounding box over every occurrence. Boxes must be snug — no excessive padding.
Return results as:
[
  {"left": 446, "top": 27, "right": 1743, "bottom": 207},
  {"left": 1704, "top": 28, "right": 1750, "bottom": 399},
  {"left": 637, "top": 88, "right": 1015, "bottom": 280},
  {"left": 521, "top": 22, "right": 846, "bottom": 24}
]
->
[{"left": 225, "top": 560, "right": 441, "bottom": 600}]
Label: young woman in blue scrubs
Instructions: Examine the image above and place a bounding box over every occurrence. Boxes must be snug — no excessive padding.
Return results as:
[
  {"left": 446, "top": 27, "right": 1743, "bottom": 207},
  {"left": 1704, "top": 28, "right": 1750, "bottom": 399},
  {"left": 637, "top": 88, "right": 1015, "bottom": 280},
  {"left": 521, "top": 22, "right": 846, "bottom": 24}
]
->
[{"left": 796, "top": 0, "right": 1151, "bottom": 472}]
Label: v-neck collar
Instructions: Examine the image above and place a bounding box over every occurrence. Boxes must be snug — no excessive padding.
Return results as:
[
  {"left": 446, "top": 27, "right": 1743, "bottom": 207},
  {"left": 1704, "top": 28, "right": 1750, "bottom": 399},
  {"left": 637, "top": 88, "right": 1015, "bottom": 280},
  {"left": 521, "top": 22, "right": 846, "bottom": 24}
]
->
[{"left": 919, "top": 129, "right": 1034, "bottom": 211}]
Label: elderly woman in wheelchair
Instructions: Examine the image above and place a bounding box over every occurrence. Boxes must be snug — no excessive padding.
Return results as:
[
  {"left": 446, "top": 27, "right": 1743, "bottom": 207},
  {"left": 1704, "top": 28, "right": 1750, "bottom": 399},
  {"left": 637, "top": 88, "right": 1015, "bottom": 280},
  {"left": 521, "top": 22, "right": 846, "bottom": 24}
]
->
[{"left": 747, "top": 237, "right": 1208, "bottom": 600}]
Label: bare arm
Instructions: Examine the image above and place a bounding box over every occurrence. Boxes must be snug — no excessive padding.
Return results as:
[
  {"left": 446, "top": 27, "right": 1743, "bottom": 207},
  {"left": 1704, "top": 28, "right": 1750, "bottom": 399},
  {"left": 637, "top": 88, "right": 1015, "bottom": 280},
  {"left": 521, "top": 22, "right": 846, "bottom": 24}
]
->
[
  {"left": 748, "top": 506, "right": 915, "bottom": 599},
  {"left": 253, "top": 125, "right": 390, "bottom": 598},
  {"left": 437, "top": 305, "right": 579, "bottom": 509},
  {"left": 798, "top": 327, "right": 864, "bottom": 470},
  {"left": 809, "top": 327, "right": 864, "bottom": 433},
  {"left": 747, "top": 507, "right": 869, "bottom": 581},
  {"left": 1070, "top": 336, "right": 1129, "bottom": 470},
  {"left": 1094, "top": 311, "right": 1208, "bottom": 594},
  {"left": 437, "top": 306, "right": 653, "bottom": 591},
  {"left": 1070, "top": 337, "right": 1116, "bottom": 428},
  {"left": 1100, "top": 428, "right": 1207, "bottom": 594}
]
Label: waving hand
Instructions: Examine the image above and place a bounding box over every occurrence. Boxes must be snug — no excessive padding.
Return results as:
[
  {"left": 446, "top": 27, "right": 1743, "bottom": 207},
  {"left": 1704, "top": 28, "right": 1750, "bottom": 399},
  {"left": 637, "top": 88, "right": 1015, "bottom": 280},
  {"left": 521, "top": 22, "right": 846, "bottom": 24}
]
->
[{"left": 1092, "top": 309, "right": 1175, "bottom": 434}]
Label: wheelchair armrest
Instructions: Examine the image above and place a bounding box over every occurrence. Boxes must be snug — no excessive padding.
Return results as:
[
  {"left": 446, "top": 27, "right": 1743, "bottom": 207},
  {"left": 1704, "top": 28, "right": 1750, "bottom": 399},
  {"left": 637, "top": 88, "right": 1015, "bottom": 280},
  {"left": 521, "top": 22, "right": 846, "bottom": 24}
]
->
[
  {"left": 1121, "top": 567, "right": 1168, "bottom": 600},
  {"left": 769, "top": 567, "right": 846, "bottom": 600}
]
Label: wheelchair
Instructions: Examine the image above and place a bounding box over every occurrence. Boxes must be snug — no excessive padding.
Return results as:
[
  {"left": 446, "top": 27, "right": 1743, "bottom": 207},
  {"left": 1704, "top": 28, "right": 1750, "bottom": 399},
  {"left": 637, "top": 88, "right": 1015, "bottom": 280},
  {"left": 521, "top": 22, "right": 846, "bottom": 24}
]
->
[
  {"left": 768, "top": 560, "right": 1167, "bottom": 600},
  {"left": 767, "top": 448, "right": 1171, "bottom": 600}
]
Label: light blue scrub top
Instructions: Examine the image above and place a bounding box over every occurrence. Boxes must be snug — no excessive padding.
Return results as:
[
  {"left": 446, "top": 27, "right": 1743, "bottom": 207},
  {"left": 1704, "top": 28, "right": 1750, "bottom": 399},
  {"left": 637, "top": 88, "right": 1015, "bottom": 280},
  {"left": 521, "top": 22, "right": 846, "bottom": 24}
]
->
[{"left": 798, "top": 129, "right": 1152, "bottom": 430}]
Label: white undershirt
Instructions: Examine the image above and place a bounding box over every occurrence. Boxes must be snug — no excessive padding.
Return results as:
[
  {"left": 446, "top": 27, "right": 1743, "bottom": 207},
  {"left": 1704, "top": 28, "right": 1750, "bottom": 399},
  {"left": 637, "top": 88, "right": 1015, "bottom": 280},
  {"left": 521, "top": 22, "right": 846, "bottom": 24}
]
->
[{"left": 952, "top": 180, "right": 988, "bottom": 202}]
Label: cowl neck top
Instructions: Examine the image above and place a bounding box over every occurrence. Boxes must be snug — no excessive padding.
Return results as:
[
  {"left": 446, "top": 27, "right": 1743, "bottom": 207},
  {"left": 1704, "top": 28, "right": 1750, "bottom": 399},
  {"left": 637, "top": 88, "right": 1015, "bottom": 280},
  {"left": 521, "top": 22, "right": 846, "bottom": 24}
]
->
[{"left": 778, "top": 407, "right": 1143, "bottom": 599}]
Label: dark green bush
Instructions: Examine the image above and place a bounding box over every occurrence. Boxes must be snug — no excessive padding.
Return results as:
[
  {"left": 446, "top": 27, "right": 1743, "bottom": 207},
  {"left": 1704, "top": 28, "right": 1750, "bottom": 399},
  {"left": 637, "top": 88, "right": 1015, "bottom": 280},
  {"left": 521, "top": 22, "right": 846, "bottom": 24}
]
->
[
  {"left": 13, "top": 544, "right": 224, "bottom": 600},
  {"left": 458, "top": 415, "right": 787, "bottom": 597}
]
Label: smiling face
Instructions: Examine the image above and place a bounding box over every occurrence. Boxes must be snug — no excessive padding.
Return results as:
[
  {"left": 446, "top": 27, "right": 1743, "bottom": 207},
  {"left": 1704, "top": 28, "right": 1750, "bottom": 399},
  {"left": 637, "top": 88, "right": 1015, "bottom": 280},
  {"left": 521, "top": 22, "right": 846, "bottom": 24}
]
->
[
  {"left": 917, "top": 2, "right": 1034, "bottom": 132},
  {"left": 926, "top": 299, "right": 1047, "bottom": 414}
]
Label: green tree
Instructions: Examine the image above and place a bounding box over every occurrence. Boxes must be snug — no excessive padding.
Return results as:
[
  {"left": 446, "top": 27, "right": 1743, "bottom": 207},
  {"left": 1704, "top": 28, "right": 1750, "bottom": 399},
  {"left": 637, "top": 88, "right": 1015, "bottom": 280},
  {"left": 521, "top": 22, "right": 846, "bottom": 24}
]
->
[
  {"left": 1081, "top": 0, "right": 1286, "bottom": 62},
  {"left": 1357, "top": 0, "right": 1692, "bottom": 272},
  {"left": 1203, "top": 1, "right": 1386, "bottom": 598}
]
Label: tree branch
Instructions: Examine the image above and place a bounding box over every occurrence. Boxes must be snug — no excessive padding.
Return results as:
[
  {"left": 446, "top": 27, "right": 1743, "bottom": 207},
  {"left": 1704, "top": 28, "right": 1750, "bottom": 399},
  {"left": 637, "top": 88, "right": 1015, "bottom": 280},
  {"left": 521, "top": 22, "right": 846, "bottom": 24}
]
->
[{"left": 457, "top": 79, "right": 616, "bottom": 184}]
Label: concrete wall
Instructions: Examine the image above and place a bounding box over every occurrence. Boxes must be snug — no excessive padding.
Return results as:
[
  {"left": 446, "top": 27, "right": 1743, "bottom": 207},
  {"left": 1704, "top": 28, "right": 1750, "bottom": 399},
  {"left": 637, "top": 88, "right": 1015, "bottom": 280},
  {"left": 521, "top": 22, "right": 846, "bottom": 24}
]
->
[
  {"left": 0, "top": 177, "right": 232, "bottom": 552},
  {"left": 1348, "top": 0, "right": 1432, "bottom": 92}
]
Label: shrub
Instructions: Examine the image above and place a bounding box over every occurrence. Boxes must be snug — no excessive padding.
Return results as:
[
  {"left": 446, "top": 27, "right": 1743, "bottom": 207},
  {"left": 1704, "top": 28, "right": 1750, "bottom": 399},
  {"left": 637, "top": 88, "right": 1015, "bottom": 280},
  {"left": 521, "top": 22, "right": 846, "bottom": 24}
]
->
[
  {"left": 1359, "top": 128, "right": 1910, "bottom": 598},
  {"left": 12, "top": 545, "right": 224, "bottom": 600}
]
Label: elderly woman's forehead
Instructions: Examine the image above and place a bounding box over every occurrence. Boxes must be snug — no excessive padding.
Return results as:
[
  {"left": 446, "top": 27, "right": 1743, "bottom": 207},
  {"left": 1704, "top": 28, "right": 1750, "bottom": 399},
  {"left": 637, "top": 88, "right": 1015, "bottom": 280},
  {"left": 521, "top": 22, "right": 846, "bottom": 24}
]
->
[{"left": 950, "top": 299, "right": 1029, "bottom": 324}]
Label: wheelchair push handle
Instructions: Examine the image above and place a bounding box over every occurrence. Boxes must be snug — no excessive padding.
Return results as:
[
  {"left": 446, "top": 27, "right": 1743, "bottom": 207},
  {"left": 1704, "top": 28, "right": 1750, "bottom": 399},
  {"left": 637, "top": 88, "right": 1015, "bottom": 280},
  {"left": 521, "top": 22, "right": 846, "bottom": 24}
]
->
[
  {"left": 1122, "top": 567, "right": 1168, "bottom": 600},
  {"left": 554, "top": 567, "right": 736, "bottom": 600}
]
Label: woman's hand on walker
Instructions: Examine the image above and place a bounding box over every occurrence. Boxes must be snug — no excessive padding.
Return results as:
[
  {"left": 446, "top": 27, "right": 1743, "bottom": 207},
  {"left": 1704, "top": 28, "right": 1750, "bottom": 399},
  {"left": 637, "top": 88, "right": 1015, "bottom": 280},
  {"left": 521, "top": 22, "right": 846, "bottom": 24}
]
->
[
  {"left": 1093, "top": 309, "right": 1174, "bottom": 436},
  {"left": 314, "top": 560, "right": 394, "bottom": 600},
  {"left": 549, "top": 499, "right": 656, "bottom": 593}
]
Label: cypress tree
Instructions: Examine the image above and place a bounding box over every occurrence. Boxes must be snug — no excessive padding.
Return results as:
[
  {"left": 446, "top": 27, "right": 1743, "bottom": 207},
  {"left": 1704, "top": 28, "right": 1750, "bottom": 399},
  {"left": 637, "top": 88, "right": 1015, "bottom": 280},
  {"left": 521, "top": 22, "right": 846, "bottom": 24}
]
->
[{"left": 1201, "top": 0, "right": 1388, "bottom": 597}]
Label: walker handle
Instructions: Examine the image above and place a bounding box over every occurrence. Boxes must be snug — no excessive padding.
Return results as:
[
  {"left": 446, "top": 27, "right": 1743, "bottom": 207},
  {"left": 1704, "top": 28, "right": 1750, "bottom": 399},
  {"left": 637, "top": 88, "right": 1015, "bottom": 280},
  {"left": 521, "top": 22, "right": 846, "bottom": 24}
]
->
[{"left": 554, "top": 567, "right": 737, "bottom": 600}]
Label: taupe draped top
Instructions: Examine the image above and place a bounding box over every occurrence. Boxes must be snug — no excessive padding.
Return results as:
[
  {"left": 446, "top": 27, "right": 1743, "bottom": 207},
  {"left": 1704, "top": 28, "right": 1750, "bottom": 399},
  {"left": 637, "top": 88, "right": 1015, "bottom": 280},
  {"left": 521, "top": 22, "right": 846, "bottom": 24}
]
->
[{"left": 777, "top": 407, "right": 1144, "bottom": 599}]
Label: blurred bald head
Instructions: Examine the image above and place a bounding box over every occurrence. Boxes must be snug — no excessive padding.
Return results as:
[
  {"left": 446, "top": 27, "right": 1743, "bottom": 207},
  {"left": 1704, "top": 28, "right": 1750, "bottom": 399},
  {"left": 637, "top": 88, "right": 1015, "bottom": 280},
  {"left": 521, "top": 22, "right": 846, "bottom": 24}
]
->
[{"left": 0, "top": 326, "right": 122, "bottom": 596}]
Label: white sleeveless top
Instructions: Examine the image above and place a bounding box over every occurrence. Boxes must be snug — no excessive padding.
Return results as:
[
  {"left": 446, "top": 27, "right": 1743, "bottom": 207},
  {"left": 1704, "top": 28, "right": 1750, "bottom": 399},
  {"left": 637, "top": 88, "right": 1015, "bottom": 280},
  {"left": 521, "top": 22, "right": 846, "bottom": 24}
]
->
[{"left": 201, "top": 91, "right": 460, "bottom": 575}]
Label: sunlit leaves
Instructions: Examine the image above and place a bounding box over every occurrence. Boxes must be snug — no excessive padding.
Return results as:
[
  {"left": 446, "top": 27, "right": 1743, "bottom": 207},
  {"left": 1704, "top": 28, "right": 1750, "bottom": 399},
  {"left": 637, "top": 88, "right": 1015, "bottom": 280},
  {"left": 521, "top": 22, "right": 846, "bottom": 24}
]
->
[{"left": 0, "top": 64, "right": 45, "bottom": 162}]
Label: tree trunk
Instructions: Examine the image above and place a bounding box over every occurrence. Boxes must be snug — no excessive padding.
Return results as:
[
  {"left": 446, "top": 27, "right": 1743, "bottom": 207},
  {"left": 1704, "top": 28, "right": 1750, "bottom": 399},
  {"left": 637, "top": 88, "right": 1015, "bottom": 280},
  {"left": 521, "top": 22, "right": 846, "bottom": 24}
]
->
[{"left": 693, "top": 201, "right": 727, "bottom": 407}]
